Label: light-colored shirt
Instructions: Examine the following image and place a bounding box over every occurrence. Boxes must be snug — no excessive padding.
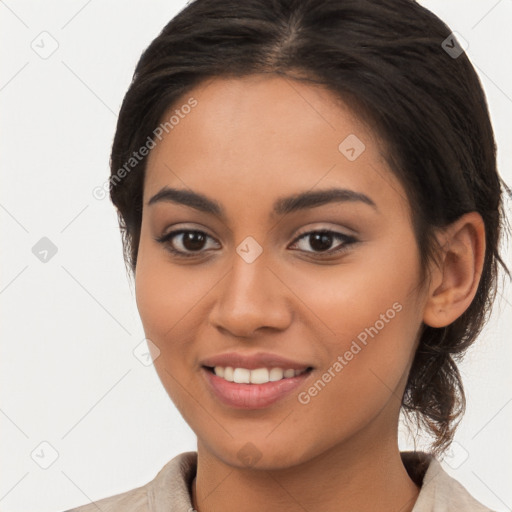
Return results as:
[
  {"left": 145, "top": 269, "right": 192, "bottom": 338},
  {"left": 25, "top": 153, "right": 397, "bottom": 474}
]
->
[{"left": 63, "top": 451, "right": 494, "bottom": 511}]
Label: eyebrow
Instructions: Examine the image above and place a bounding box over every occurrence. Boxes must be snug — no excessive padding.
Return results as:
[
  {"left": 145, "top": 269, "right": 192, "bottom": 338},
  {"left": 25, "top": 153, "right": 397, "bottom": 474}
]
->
[{"left": 146, "top": 186, "right": 378, "bottom": 219}]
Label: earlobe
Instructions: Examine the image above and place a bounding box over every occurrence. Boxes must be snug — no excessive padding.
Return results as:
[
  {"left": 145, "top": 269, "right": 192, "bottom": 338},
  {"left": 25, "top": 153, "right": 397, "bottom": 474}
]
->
[{"left": 422, "top": 212, "right": 486, "bottom": 328}]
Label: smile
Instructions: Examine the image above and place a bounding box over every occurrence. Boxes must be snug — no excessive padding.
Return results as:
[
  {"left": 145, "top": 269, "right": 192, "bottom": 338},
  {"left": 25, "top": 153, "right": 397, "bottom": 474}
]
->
[
  {"left": 202, "top": 366, "right": 313, "bottom": 409},
  {"left": 210, "top": 366, "right": 309, "bottom": 384}
]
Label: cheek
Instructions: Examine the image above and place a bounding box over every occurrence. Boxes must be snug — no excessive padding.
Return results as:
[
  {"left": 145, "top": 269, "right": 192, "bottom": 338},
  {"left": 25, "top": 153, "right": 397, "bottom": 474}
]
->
[
  {"left": 294, "top": 271, "right": 417, "bottom": 400},
  {"left": 135, "top": 246, "right": 216, "bottom": 344},
  {"left": 134, "top": 244, "right": 233, "bottom": 404},
  {"left": 285, "top": 241, "right": 420, "bottom": 352},
  {"left": 288, "top": 235, "right": 421, "bottom": 410},
  {"left": 292, "top": 284, "right": 419, "bottom": 459},
  {"left": 134, "top": 254, "right": 196, "bottom": 384},
  {"left": 134, "top": 253, "right": 215, "bottom": 425}
]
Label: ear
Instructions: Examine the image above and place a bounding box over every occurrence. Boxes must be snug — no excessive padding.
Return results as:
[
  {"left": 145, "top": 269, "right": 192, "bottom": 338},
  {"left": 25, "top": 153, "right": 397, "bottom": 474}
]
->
[{"left": 423, "top": 212, "right": 486, "bottom": 328}]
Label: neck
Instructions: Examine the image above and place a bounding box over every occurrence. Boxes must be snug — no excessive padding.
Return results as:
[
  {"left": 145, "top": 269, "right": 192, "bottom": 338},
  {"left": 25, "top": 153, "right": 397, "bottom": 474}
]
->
[{"left": 191, "top": 433, "right": 420, "bottom": 512}]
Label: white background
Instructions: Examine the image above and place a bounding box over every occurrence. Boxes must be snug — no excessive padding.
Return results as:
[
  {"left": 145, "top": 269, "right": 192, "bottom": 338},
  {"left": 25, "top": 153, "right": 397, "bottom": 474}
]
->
[{"left": 1, "top": 1, "right": 511, "bottom": 511}]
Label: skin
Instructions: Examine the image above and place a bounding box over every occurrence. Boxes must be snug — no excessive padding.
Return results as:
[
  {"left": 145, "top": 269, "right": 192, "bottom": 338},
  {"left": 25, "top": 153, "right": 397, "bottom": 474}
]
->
[{"left": 134, "top": 74, "right": 486, "bottom": 512}]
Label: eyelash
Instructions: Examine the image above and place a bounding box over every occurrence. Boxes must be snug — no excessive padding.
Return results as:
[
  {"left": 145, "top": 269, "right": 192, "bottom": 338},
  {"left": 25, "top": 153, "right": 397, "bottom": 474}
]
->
[{"left": 154, "top": 229, "right": 357, "bottom": 259}]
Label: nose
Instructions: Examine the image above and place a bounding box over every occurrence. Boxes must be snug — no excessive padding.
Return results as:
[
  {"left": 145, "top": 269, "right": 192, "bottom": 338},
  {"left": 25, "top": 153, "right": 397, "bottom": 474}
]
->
[{"left": 208, "top": 251, "right": 293, "bottom": 339}]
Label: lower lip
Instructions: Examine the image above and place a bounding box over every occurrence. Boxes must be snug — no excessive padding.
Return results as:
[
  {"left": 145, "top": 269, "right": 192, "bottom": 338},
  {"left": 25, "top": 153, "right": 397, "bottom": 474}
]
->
[{"left": 202, "top": 367, "right": 311, "bottom": 409}]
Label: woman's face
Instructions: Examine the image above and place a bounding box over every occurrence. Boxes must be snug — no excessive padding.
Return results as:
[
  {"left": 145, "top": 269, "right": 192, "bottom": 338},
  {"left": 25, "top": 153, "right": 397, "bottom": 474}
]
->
[{"left": 135, "top": 74, "right": 428, "bottom": 469}]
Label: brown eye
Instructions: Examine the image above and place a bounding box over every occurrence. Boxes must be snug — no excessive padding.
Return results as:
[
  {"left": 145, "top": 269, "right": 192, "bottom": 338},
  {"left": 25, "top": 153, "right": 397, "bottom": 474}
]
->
[
  {"left": 181, "top": 231, "right": 207, "bottom": 251},
  {"left": 290, "top": 230, "right": 357, "bottom": 256},
  {"left": 154, "top": 230, "right": 220, "bottom": 257},
  {"left": 309, "top": 232, "right": 336, "bottom": 252}
]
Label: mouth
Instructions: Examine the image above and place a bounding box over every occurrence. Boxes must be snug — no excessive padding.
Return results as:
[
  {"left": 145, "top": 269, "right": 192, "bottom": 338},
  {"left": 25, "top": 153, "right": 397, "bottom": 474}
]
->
[
  {"left": 204, "top": 365, "right": 312, "bottom": 383},
  {"left": 201, "top": 365, "right": 314, "bottom": 409}
]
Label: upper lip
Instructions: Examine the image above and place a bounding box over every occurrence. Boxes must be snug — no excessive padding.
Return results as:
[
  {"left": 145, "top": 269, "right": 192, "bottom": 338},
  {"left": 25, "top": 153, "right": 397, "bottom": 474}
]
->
[{"left": 200, "top": 352, "right": 313, "bottom": 371}]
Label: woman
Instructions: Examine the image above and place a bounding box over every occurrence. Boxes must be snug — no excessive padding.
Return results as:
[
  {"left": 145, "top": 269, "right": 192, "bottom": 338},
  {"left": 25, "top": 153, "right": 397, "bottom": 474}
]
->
[{"left": 65, "top": 0, "right": 510, "bottom": 510}]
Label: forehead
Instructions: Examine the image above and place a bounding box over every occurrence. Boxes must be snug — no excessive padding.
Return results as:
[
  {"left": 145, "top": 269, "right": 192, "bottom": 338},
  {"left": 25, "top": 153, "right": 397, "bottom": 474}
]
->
[{"left": 143, "top": 74, "right": 408, "bottom": 217}]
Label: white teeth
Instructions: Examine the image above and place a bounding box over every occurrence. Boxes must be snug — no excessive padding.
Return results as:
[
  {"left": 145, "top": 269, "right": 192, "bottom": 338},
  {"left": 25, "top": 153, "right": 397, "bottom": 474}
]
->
[
  {"left": 233, "top": 368, "right": 250, "bottom": 383},
  {"left": 212, "top": 366, "right": 308, "bottom": 384},
  {"left": 269, "top": 368, "right": 284, "bottom": 381},
  {"left": 250, "top": 368, "right": 269, "bottom": 384},
  {"left": 223, "top": 367, "right": 234, "bottom": 382}
]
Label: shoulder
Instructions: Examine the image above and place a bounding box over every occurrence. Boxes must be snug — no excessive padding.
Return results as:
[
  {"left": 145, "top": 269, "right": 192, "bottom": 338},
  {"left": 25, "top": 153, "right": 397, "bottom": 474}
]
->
[
  {"left": 63, "top": 485, "right": 148, "bottom": 512},
  {"left": 401, "top": 451, "right": 495, "bottom": 512},
  {"left": 62, "top": 451, "right": 197, "bottom": 512}
]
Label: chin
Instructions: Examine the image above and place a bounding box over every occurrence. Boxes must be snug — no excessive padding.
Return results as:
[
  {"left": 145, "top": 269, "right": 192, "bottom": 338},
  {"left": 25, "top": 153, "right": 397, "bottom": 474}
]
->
[{"left": 201, "top": 433, "right": 313, "bottom": 471}]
